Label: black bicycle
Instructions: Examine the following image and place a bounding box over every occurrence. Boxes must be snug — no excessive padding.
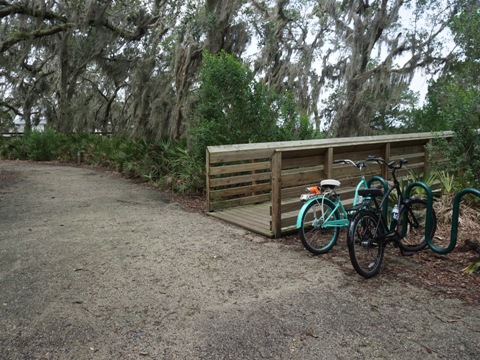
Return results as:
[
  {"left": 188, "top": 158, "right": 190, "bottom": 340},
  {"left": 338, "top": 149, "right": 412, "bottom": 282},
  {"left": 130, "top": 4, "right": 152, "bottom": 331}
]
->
[{"left": 347, "top": 156, "right": 437, "bottom": 278}]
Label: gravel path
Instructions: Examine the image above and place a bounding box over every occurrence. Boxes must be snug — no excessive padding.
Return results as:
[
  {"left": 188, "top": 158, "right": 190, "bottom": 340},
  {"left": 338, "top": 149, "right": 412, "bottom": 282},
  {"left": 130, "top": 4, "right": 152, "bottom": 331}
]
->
[{"left": 1, "top": 161, "right": 479, "bottom": 359}]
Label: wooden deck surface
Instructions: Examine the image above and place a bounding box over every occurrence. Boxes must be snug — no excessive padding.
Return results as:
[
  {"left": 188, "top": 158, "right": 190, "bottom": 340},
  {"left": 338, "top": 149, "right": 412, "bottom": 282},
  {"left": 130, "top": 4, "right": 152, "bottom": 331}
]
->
[{"left": 207, "top": 202, "right": 275, "bottom": 238}]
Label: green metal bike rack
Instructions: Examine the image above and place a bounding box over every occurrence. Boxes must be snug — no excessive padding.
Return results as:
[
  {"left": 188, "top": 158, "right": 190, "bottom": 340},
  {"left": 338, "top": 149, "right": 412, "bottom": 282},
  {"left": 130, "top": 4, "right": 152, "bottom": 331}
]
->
[
  {"left": 367, "top": 175, "right": 389, "bottom": 219},
  {"left": 430, "top": 188, "right": 480, "bottom": 255},
  {"left": 405, "top": 184, "right": 480, "bottom": 254},
  {"left": 404, "top": 181, "right": 434, "bottom": 248}
]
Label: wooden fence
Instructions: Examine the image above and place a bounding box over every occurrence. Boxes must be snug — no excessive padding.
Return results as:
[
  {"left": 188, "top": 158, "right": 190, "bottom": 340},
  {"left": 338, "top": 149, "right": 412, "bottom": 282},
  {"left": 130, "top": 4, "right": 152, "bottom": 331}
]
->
[{"left": 206, "top": 132, "right": 453, "bottom": 238}]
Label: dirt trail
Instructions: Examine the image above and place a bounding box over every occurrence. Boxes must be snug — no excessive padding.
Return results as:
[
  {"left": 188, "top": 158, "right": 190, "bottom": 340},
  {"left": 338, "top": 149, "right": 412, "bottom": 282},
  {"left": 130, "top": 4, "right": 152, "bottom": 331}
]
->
[{"left": 0, "top": 161, "right": 479, "bottom": 359}]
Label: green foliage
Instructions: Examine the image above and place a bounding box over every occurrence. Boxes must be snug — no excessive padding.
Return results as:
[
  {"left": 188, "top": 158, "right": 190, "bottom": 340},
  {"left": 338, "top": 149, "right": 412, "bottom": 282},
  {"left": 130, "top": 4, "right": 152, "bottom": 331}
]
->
[
  {"left": 0, "top": 111, "right": 15, "bottom": 133},
  {"left": 25, "top": 129, "right": 63, "bottom": 161},
  {"left": 111, "top": 139, "right": 148, "bottom": 174},
  {"left": 154, "top": 140, "right": 204, "bottom": 194},
  {"left": 388, "top": 169, "right": 438, "bottom": 207},
  {"left": 0, "top": 136, "right": 29, "bottom": 160},
  {"left": 404, "top": 2, "right": 480, "bottom": 134},
  {"left": 404, "top": 76, "right": 480, "bottom": 133},
  {"left": 429, "top": 123, "right": 480, "bottom": 190},
  {"left": 450, "top": 3, "right": 480, "bottom": 64},
  {"left": 437, "top": 171, "right": 456, "bottom": 195},
  {"left": 407, "top": 22, "right": 480, "bottom": 189},
  {"left": 368, "top": 89, "right": 420, "bottom": 134},
  {"left": 189, "top": 51, "right": 316, "bottom": 162},
  {"left": 464, "top": 259, "right": 480, "bottom": 274},
  {"left": 0, "top": 131, "right": 204, "bottom": 194}
]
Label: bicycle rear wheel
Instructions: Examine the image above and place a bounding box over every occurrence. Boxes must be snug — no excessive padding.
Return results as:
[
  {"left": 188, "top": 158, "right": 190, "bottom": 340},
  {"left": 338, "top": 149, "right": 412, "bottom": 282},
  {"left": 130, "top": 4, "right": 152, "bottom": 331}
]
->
[
  {"left": 299, "top": 199, "right": 340, "bottom": 254},
  {"left": 397, "top": 198, "right": 437, "bottom": 252},
  {"left": 347, "top": 210, "right": 384, "bottom": 278}
]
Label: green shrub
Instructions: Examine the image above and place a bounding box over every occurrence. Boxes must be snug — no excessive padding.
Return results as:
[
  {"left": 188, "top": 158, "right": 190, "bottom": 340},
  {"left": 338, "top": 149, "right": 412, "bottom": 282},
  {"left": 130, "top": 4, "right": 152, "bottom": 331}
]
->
[
  {"left": 25, "top": 129, "right": 63, "bottom": 161},
  {"left": 189, "top": 50, "right": 317, "bottom": 163},
  {"left": 0, "top": 136, "right": 29, "bottom": 159}
]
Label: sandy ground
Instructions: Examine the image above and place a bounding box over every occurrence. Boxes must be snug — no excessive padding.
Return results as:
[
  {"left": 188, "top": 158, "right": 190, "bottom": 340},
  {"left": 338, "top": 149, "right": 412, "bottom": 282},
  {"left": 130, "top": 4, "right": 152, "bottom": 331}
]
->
[{"left": 0, "top": 161, "right": 479, "bottom": 360}]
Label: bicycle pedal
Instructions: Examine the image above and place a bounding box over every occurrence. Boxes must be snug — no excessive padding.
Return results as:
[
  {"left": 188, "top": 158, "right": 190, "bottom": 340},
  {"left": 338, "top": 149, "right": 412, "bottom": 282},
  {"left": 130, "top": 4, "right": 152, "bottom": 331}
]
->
[
  {"left": 400, "top": 250, "right": 415, "bottom": 256},
  {"left": 384, "top": 231, "right": 397, "bottom": 239}
]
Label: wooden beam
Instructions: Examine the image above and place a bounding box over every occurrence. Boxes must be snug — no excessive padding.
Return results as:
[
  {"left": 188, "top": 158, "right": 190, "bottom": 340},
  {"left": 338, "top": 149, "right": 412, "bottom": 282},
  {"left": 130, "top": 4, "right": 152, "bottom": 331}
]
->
[
  {"left": 325, "top": 147, "right": 333, "bottom": 178},
  {"left": 206, "top": 148, "right": 211, "bottom": 212},
  {"left": 424, "top": 139, "right": 431, "bottom": 175},
  {"left": 383, "top": 142, "right": 391, "bottom": 180},
  {"left": 271, "top": 151, "right": 282, "bottom": 238}
]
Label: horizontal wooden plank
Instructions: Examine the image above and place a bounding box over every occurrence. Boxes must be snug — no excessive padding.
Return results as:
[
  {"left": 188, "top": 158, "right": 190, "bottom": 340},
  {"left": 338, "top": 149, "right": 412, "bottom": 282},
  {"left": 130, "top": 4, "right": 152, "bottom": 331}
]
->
[
  {"left": 282, "top": 148, "right": 328, "bottom": 159},
  {"left": 282, "top": 155, "right": 325, "bottom": 170},
  {"left": 391, "top": 145, "right": 426, "bottom": 157},
  {"left": 218, "top": 207, "right": 271, "bottom": 228},
  {"left": 207, "top": 212, "right": 273, "bottom": 237},
  {"left": 207, "top": 132, "right": 453, "bottom": 156},
  {"left": 207, "top": 202, "right": 273, "bottom": 236},
  {"left": 210, "top": 183, "right": 272, "bottom": 199},
  {"left": 209, "top": 193, "right": 271, "bottom": 211},
  {"left": 279, "top": 200, "right": 303, "bottom": 214},
  {"left": 281, "top": 169, "right": 323, "bottom": 188},
  {"left": 208, "top": 150, "right": 273, "bottom": 164},
  {"left": 281, "top": 213, "right": 299, "bottom": 229},
  {"left": 209, "top": 161, "right": 271, "bottom": 176},
  {"left": 281, "top": 185, "right": 312, "bottom": 200},
  {"left": 331, "top": 165, "right": 364, "bottom": 179},
  {"left": 332, "top": 144, "right": 385, "bottom": 158},
  {"left": 210, "top": 172, "right": 271, "bottom": 187}
]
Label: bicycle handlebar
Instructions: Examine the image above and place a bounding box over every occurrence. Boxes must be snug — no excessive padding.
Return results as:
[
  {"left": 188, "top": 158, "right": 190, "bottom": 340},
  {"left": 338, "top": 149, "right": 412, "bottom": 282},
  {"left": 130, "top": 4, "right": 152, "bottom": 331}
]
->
[
  {"left": 365, "top": 155, "right": 408, "bottom": 170},
  {"left": 333, "top": 159, "right": 366, "bottom": 169}
]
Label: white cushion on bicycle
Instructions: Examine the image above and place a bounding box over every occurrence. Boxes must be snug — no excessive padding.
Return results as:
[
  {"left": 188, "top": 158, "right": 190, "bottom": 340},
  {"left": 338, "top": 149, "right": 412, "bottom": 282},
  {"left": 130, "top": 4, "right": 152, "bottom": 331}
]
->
[{"left": 321, "top": 179, "right": 341, "bottom": 188}]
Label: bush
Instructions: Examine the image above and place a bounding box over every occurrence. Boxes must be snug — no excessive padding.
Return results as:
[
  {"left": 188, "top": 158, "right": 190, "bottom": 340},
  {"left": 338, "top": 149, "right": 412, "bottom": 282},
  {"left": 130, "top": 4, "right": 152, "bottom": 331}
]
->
[
  {"left": 0, "top": 132, "right": 204, "bottom": 194},
  {"left": 0, "top": 136, "right": 29, "bottom": 160},
  {"left": 430, "top": 126, "right": 480, "bottom": 190},
  {"left": 189, "top": 51, "right": 317, "bottom": 163},
  {"left": 25, "top": 129, "right": 63, "bottom": 161}
]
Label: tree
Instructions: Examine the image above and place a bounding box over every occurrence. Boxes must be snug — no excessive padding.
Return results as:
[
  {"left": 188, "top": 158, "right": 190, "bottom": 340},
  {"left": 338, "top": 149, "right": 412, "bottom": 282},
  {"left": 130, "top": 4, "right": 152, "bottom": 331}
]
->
[
  {"left": 0, "top": 0, "right": 173, "bottom": 135},
  {"left": 189, "top": 51, "right": 315, "bottom": 161},
  {"left": 407, "top": 0, "right": 480, "bottom": 187},
  {"left": 0, "top": 0, "right": 467, "bottom": 139}
]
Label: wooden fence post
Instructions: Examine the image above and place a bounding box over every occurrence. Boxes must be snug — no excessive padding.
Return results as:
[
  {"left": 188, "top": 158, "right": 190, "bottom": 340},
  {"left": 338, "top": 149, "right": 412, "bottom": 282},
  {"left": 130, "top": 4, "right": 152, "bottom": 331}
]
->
[
  {"left": 325, "top": 147, "right": 333, "bottom": 178},
  {"left": 271, "top": 150, "right": 282, "bottom": 238},
  {"left": 206, "top": 148, "right": 211, "bottom": 212},
  {"left": 383, "top": 143, "right": 391, "bottom": 180},
  {"left": 424, "top": 140, "right": 431, "bottom": 175}
]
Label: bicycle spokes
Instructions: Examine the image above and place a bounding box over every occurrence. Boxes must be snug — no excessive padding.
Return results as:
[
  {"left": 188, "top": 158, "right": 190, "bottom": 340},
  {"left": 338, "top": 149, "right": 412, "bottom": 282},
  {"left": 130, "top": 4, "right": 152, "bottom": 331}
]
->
[{"left": 347, "top": 210, "right": 384, "bottom": 278}]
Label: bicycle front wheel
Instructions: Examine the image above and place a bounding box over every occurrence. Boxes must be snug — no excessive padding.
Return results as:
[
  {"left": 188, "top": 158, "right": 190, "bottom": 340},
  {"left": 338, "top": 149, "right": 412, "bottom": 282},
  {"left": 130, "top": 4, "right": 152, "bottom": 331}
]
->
[
  {"left": 397, "top": 198, "right": 437, "bottom": 252},
  {"left": 299, "top": 199, "right": 340, "bottom": 255},
  {"left": 347, "top": 210, "right": 384, "bottom": 278}
]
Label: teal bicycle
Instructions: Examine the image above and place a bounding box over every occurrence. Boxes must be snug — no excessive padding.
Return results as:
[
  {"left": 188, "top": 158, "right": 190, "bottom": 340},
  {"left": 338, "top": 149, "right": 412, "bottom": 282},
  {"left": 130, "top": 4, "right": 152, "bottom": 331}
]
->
[{"left": 296, "top": 159, "right": 379, "bottom": 255}]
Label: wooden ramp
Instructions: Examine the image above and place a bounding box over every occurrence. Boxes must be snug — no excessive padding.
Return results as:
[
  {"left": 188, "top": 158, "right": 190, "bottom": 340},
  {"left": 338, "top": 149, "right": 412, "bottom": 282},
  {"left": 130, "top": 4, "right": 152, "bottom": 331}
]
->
[
  {"left": 206, "top": 199, "right": 302, "bottom": 238},
  {"left": 207, "top": 202, "right": 275, "bottom": 238}
]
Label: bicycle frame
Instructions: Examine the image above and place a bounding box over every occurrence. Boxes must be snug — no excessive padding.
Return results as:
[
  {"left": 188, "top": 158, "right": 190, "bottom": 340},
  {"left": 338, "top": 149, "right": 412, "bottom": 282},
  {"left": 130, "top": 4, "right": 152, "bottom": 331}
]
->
[
  {"left": 370, "top": 182, "right": 402, "bottom": 241},
  {"left": 365, "top": 157, "right": 419, "bottom": 242},
  {"left": 295, "top": 160, "right": 370, "bottom": 230}
]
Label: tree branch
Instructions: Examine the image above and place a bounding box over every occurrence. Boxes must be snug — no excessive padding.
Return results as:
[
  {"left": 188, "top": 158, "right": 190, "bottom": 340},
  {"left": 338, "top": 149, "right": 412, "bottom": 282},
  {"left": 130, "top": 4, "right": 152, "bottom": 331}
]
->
[
  {"left": 0, "top": 1, "right": 68, "bottom": 22},
  {"left": 0, "top": 0, "right": 152, "bottom": 53},
  {"left": 0, "top": 100, "right": 23, "bottom": 117},
  {"left": 1, "top": 24, "right": 72, "bottom": 53}
]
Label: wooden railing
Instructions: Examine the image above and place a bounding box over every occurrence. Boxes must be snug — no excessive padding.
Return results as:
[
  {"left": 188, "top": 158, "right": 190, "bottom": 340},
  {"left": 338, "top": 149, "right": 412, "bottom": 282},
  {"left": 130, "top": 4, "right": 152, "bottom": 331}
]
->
[{"left": 207, "top": 132, "right": 453, "bottom": 238}]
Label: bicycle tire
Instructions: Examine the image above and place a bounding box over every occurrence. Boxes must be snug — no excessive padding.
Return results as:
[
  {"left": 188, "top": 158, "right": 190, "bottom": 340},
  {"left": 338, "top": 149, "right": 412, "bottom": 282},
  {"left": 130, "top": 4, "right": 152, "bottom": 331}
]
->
[
  {"left": 347, "top": 209, "right": 385, "bottom": 278},
  {"left": 397, "top": 198, "right": 437, "bottom": 252},
  {"left": 299, "top": 198, "right": 340, "bottom": 254}
]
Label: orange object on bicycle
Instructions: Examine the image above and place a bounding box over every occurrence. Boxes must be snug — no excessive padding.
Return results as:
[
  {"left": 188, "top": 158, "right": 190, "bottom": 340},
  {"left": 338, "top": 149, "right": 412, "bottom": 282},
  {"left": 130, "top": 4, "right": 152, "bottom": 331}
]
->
[{"left": 306, "top": 186, "right": 321, "bottom": 195}]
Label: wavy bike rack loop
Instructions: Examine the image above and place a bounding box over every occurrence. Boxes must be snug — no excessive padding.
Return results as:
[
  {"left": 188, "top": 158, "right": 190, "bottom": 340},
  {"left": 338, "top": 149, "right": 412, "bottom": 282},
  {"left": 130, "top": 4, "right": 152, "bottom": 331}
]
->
[{"left": 405, "top": 183, "right": 480, "bottom": 254}]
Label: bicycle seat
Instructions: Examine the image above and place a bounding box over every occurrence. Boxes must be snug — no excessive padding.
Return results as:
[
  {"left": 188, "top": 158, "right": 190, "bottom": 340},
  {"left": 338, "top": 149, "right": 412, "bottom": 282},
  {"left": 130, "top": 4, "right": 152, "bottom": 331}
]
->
[
  {"left": 321, "top": 179, "right": 341, "bottom": 189},
  {"left": 358, "top": 187, "right": 383, "bottom": 197}
]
